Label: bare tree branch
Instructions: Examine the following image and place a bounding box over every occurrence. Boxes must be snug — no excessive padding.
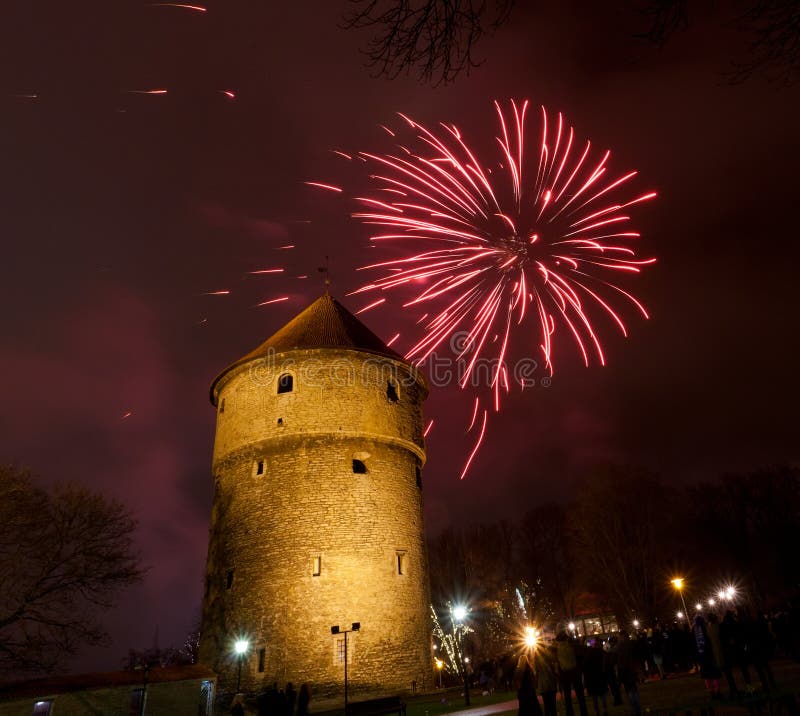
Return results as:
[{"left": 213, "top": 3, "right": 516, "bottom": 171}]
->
[
  {"left": 342, "top": 0, "right": 515, "bottom": 85},
  {"left": 0, "top": 465, "right": 145, "bottom": 675}
]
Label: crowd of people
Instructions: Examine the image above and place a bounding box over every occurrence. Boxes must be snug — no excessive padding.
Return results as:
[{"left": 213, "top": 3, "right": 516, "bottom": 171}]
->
[{"left": 516, "top": 606, "right": 800, "bottom": 716}]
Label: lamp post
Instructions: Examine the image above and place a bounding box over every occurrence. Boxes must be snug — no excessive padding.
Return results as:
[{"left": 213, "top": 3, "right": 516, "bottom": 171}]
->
[
  {"left": 331, "top": 622, "right": 360, "bottom": 712},
  {"left": 453, "top": 605, "right": 470, "bottom": 707},
  {"left": 435, "top": 658, "right": 444, "bottom": 688},
  {"left": 670, "top": 578, "right": 689, "bottom": 622},
  {"left": 233, "top": 639, "right": 250, "bottom": 693}
]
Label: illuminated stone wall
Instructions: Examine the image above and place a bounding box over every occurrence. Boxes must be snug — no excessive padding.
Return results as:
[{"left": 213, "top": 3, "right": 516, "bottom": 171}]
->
[{"left": 199, "top": 348, "right": 433, "bottom": 698}]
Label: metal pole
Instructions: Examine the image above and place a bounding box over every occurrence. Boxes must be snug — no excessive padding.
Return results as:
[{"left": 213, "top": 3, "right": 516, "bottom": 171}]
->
[
  {"left": 460, "top": 628, "right": 470, "bottom": 707},
  {"left": 344, "top": 630, "right": 349, "bottom": 713},
  {"left": 679, "top": 592, "right": 689, "bottom": 621},
  {"left": 236, "top": 655, "right": 243, "bottom": 693}
]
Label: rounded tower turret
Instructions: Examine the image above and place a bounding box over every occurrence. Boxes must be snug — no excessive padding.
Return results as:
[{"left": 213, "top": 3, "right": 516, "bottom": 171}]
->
[{"left": 199, "top": 294, "right": 432, "bottom": 699}]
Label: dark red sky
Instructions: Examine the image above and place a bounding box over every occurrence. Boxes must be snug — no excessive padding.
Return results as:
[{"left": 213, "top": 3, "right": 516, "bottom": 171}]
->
[{"left": 1, "top": 1, "right": 798, "bottom": 671}]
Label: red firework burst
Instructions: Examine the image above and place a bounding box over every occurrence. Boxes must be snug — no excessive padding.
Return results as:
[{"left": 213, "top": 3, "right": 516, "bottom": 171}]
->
[{"left": 312, "top": 99, "right": 657, "bottom": 477}]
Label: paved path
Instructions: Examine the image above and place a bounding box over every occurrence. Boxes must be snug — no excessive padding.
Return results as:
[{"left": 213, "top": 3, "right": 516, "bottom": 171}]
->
[{"left": 443, "top": 699, "right": 517, "bottom": 715}]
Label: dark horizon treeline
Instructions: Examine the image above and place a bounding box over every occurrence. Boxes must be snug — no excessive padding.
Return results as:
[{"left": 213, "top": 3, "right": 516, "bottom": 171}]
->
[{"left": 427, "top": 464, "right": 800, "bottom": 649}]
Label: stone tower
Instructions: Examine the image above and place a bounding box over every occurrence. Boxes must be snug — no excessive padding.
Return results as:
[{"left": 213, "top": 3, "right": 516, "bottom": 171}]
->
[{"left": 199, "top": 294, "right": 432, "bottom": 699}]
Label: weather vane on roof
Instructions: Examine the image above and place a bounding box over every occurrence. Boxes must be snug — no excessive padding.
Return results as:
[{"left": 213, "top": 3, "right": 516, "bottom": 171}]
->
[{"left": 317, "top": 255, "right": 330, "bottom": 290}]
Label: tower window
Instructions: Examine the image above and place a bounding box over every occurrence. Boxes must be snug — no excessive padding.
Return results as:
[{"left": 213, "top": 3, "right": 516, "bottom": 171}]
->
[
  {"left": 277, "top": 417, "right": 283, "bottom": 426},
  {"left": 415, "top": 465, "right": 422, "bottom": 489},
  {"left": 335, "top": 637, "right": 346, "bottom": 663},
  {"left": 352, "top": 459, "right": 368, "bottom": 474},
  {"left": 396, "top": 551, "right": 406, "bottom": 575},
  {"left": 277, "top": 374, "right": 293, "bottom": 393},
  {"left": 386, "top": 380, "right": 399, "bottom": 403},
  {"left": 313, "top": 556, "right": 321, "bottom": 576},
  {"left": 226, "top": 570, "right": 234, "bottom": 590},
  {"left": 257, "top": 648, "right": 266, "bottom": 673},
  {"left": 219, "top": 398, "right": 225, "bottom": 413},
  {"left": 256, "top": 460, "right": 264, "bottom": 475}
]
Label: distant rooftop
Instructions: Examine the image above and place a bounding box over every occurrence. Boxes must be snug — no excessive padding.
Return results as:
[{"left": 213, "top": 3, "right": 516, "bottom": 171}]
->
[{"left": 211, "top": 293, "right": 403, "bottom": 402}]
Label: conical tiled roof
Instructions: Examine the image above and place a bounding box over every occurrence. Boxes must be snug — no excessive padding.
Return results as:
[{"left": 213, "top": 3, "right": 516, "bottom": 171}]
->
[{"left": 211, "top": 294, "right": 403, "bottom": 402}]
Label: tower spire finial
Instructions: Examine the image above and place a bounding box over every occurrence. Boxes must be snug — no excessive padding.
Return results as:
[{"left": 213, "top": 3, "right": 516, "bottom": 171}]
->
[{"left": 317, "top": 255, "right": 330, "bottom": 292}]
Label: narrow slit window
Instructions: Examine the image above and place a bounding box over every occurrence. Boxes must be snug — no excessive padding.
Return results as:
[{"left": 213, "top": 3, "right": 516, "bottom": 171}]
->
[
  {"left": 256, "top": 460, "right": 264, "bottom": 475},
  {"left": 257, "top": 648, "right": 266, "bottom": 673},
  {"left": 226, "top": 570, "right": 234, "bottom": 590},
  {"left": 219, "top": 398, "right": 225, "bottom": 413},
  {"left": 415, "top": 465, "right": 422, "bottom": 489},
  {"left": 277, "top": 417, "right": 283, "bottom": 426},
  {"left": 396, "top": 552, "right": 406, "bottom": 575},
  {"left": 277, "top": 373, "right": 293, "bottom": 394},
  {"left": 386, "top": 380, "right": 399, "bottom": 403},
  {"left": 352, "top": 459, "right": 367, "bottom": 474},
  {"left": 313, "top": 556, "right": 321, "bottom": 576}
]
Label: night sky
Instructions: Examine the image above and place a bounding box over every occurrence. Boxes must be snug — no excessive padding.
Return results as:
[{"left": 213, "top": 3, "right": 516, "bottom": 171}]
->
[{"left": 2, "top": 1, "right": 798, "bottom": 671}]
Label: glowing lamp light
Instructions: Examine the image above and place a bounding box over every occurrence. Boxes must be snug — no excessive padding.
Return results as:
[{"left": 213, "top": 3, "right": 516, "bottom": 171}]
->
[
  {"left": 708, "top": 598, "right": 716, "bottom": 606},
  {"left": 676, "top": 611, "right": 684, "bottom": 620},
  {"left": 670, "top": 578, "right": 684, "bottom": 590},
  {"left": 718, "top": 590, "right": 726, "bottom": 600},
  {"left": 632, "top": 619, "right": 640, "bottom": 628},
  {"left": 568, "top": 622, "right": 576, "bottom": 631},
  {"left": 524, "top": 626, "right": 538, "bottom": 649},
  {"left": 464, "top": 657, "right": 470, "bottom": 663},
  {"left": 725, "top": 586, "right": 736, "bottom": 600},
  {"left": 234, "top": 639, "right": 249, "bottom": 655},
  {"left": 695, "top": 603, "right": 703, "bottom": 611},
  {"left": 435, "top": 658, "right": 444, "bottom": 669},
  {"left": 453, "top": 605, "right": 468, "bottom": 622}
]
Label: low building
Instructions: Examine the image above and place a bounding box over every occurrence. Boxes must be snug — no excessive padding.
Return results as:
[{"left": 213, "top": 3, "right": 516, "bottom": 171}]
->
[{"left": 0, "top": 664, "right": 215, "bottom": 715}]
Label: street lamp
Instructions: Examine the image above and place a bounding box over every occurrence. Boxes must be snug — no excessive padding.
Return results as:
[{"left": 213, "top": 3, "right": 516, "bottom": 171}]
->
[
  {"left": 331, "top": 622, "right": 360, "bottom": 712},
  {"left": 632, "top": 619, "right": 640, "bottom": 629},
  {"left": 453, "top": 604, "right": 470, "bottom": 707},
  {"left": 695, "top": 603, "right": 703, "bottom": 611},
  {"left": 435, "top": 658, "right": 444, "bottom": 688},
  {"left": 670, "top": 577, "right": 689, "bottom": 621},
  {"left": 233, "top": 639, "right": 250, "bottom": 693},
  {"left": 524, "top": 626, "right": 538, "bottom": 649}
]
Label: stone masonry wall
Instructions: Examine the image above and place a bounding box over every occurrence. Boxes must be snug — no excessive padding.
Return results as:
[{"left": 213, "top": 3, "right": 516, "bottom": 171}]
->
[{"left": 199, "top": 348, "right": 434, "bottom": 698}]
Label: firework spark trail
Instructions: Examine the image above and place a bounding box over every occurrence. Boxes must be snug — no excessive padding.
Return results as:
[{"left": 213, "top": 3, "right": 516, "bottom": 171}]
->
[{"left": 321, "top": 100, "right": 656, "bottom": 477}]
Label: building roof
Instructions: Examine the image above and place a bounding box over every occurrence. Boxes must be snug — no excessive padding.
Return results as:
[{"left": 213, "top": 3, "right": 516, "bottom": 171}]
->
[
  {"left": 210, "top": 293, "right": 404, "bottom": 403},
  {"left": 0, "top": 664, "right": 216, "bottom": 700}
]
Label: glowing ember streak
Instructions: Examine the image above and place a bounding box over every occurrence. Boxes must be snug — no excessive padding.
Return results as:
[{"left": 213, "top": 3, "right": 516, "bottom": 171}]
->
[
  {"left": 121, "top": 411, "right": 133, "bottom": 420},
  {"left": 256, "top": 296, "right": 289, "bottom": 306},
  {"left": 460, "top": 410, "right": 488, "bottom": 479},
  {"left": 276, "top": 245, "right": 295, "bottom": 249},
  {"left": 248, "top": 268, "right": 284, "bottom": 274},
  {"left": 355, "top": 298, "right": 386, "bottom": 314},
  {"left": 423, "top": 419, "right": 434, "bottom": 437},
  {"left": 126, "top": 89, "right": 168, "bottom": 95},
  {"left": 297, "top": 275, "right": 308, "bottom": 279},
  {"left": 149, "top": 3, "right": 207, "bottom": 11},
  {"left": 386, "top": 332, "right": 400, "bottom": 346},
  {"left": 329, "top": 99, "right": 656, "bottom": 477},
  {"left": 305, "top": 181, "right": 343, "bottom": 193},
  {"left": 201, "top": 290, "right": 230, "bottom": 296},
  {"left": 220, "top": 90, "right": 236, "bottom": 99}
]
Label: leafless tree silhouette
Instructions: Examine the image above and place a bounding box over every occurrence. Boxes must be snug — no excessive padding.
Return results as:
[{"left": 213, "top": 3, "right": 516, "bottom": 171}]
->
[{"left": 342, "top": 0, "right": 515, "bottom": 85}]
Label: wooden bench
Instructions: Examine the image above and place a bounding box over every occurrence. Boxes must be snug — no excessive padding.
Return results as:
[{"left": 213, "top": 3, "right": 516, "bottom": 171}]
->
[{"left": 345, "top": 695, "right": 406, "bottom": 716}]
